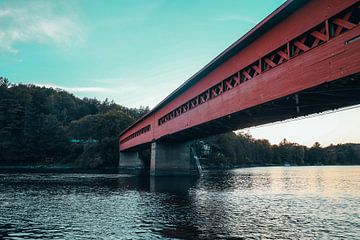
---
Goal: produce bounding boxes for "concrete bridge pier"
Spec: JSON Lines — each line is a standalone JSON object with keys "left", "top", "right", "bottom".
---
{"left": 119, "top": 151, "right": 144, "bottom": 173}
{"left": 150, "top": 141, "right": 202, "bottom": 176}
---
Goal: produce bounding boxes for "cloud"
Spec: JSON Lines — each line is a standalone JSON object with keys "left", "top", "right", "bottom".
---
{"left": 34, "top": 79, "right": 144, "bottom": 95}
{"left": 92, "top": 77, "right": 129, "bottom": 84}
{"left": 34, "top": 83, "right": 115, "bottom": 94}
{"left": 0, "top": 2, "right": 83, "bottom": 53}
{"left": 215, "top": 15, "right": 258, "bottom": 24}
{"left": 66, "top": 87, "right": 115, "bottom": 93}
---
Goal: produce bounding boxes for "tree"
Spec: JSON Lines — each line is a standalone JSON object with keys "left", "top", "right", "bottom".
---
{"left": 0, "top": 78, "right": 149, "bottom": 168}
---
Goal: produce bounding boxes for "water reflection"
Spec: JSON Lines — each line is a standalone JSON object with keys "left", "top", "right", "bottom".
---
{"left": 148, "top": 176, "right": 202, "bottom": 239}
{"left": 0, "top": 166, "right": 359, "bottom": 239}
{"left": 149, "top": 176, "right": 198, "bottom": 194}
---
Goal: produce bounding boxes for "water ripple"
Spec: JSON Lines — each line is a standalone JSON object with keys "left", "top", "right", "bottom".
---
{"left": 0, "top": 166, "right": 359, "bottom": 239}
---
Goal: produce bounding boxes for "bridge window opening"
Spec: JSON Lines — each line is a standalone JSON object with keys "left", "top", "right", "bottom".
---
{"left": 121, "top": 125, "right": 151, "bottom": 143}
{"left": 290, "top": 23, "right": 328, "bottom": 58}
{"left": 189, "top": 97, "right": 198, "bottom": 109}
{"left": 329, "top": 4, "right": 359, "bottom": 38}
{"left": 175, "top": 107, "right": 181, "bottom": 116}
{"left": 223, "top": 77, "right": 232, "bottom": 91}
{"left": 262, "top": 44, "right": 289, "bottom": 72}
{"left": 199, "top": 91, "right": 209, "bottom": 104}
{"left": 240, "top": 60, "right": 261, "bottom": 82}
{"left": 181, "top": 103, "right": 187, "bottom": 113}
{"left": 185, "top": 103, "right": 190, "bottom": 111}
{"left": 157, "top": 2, "right": 359, "bottom": 127}
{"left": 210, "top": 82, "right": 223, "bottom": 98}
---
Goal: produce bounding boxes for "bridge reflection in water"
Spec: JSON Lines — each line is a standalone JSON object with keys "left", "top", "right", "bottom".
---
{"left": 1, "top": 167, "right": 359, "bottom": 239}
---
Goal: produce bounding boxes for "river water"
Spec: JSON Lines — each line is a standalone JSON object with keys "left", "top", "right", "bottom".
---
{"left": 0, "top": 166, "right": 359, "bottom": 239}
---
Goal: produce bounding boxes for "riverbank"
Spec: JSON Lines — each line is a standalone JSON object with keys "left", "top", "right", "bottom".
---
{"left": 2, "top": 163, "right": 360, "bottom": 174}
{"left": 0, "top": 165, "right": 119, "bottom": 174}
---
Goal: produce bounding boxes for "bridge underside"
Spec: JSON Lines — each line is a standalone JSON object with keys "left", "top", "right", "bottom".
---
{"left": 162, "top": 73, "right": 360, "bottom": 143}
{"left": 120, "top": 74, "right": 360, "bottom": 176}
{"left": 124, "top": 73, "right": 360, "bottom": 151}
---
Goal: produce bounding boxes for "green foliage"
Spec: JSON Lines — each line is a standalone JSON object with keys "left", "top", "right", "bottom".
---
{"left": 0, "top": 78, "right": 148, "bottom": 168}
{"left": 196, "top": 133, "right": 360, "bottom": 168}
{"left": 1, "top": 77, "right": 358, "bottom": 170}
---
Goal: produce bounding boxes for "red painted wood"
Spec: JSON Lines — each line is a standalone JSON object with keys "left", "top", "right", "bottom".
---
{"left": 119, "top": 0, "right": 359, "bottom": 151}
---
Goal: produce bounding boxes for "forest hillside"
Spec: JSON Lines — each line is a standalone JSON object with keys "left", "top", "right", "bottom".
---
{"left": 1, "top": 77, "right": 359, "bottom": 169}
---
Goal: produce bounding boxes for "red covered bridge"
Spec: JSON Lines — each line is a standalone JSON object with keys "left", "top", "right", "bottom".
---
{"left": 119, "top": 0, "right": 360, "bottom": 175}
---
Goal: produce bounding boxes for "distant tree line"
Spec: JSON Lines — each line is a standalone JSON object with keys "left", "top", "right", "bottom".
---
{"left": 0, "top": 77, "right": 149, "bottom": 168}
{"left": 1, "top": 77, "right": 359, "bottom": 169}
{"left": 194, "top": 132, "right": 360, "bottom": 168}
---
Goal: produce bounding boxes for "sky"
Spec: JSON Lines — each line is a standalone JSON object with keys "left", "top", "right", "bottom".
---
{"left": 1, "top": 0, "right": 359, "bottom": 147}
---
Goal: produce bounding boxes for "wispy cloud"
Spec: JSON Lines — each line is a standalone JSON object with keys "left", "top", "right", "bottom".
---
{"left": 66, "top": 87, "right": 115, "bottom": 93}
{"left": 34, "top": 79, "right": 146, "bottom": 95}
{"left": 92, "top": 77, "right": 129, "bottom": 84}
{"left": 0, "top": 2, "right": 84, "bottom": 53}
{"left": 34, "top": 83, "right": 115, "bottom": 94}
{"left": 215, "top": 15, "right": 258, "bottom": 24}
